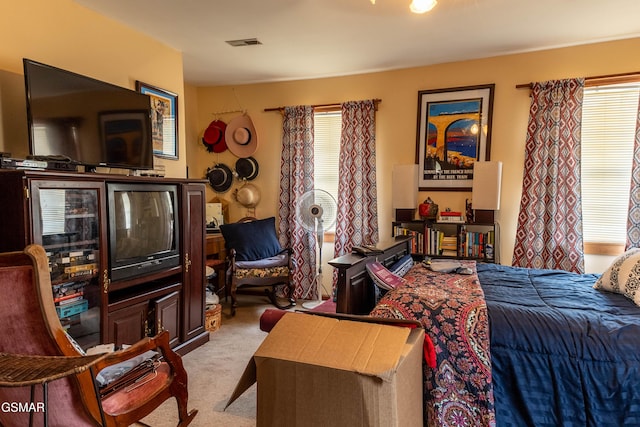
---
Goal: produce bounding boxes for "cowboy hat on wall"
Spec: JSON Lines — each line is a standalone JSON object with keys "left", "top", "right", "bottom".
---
{"left": 225, "top": 114, "right": 258, "bottom": 158}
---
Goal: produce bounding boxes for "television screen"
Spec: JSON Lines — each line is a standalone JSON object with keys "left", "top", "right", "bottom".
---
{"left": 23, "top": 59, "right": 154, "bottom": 170}
{"left": 113, "top": 190, "right": 175, "bottom": 259}
{"left": 108, "top": 183, "right": 180, "bottom": 282}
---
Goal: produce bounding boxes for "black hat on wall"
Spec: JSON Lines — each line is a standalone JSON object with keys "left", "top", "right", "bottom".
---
{"left": 206, "top": 163, "right": 233, "bottom": 192}
{"left": 235, "top": 157, "right": 259, "bottom": 181}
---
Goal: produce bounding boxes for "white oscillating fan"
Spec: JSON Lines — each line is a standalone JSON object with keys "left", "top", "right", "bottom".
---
{"left": 295, "top": 189, "right": 338, "bottom": 308}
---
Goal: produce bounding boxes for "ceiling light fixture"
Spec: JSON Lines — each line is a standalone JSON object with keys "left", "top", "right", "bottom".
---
{"left": 370, "top": 0, "right": 438, "bottom": 14}
{"left": 409, "top": 0, "right": 438, "bottom": 13}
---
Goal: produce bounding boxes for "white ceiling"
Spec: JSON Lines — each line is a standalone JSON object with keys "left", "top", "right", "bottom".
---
{"left": 75, "top": 0, "right": 640, "bottom": 87}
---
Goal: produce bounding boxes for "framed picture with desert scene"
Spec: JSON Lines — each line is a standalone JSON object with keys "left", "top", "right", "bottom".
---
{"left": 415, "top": 84, "right": 494, "bottom": 191}
{"left": 136, "top": 81, "right": 178, "bottom": 159}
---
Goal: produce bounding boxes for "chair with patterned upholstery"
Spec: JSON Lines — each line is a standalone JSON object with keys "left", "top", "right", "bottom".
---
{"left": 220, "top": 217, "right": 295, "bottom": 316}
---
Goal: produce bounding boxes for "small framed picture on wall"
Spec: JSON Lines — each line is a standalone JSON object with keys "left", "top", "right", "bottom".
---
{"left": 136, "top": 81, "right": 178, "bottom": 159}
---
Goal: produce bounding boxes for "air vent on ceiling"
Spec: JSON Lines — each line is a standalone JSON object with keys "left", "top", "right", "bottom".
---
{"left": 226, "top": 38, "right": 262, "bottom": 47}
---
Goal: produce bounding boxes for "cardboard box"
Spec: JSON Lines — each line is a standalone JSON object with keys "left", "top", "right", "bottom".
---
{"left": 226, "top": 312, "right": 424, "bottom": 427}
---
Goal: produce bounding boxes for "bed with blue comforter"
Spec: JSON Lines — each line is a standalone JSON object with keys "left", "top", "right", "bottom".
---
{"left": 370, "top": 261, "right": 640, "bottom": 426}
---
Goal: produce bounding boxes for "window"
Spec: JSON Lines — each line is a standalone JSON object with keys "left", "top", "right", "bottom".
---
{"left": 314, "top": 109, "right": 341, "bottom": 233}
{"left": 581, "top": 82, "right": 640, "bottom": 255}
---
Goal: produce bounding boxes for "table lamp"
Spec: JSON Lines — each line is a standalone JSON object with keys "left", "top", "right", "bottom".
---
{"left": 392, "top": 164, "right": 419, "bottom": 221}
{"left": 471, "top": 161, "right": 502, "bottom": 223}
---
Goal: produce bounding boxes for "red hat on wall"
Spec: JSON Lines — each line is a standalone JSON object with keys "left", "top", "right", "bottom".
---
{"left": 202, "top": 119, "right": 228, "bottom": 153}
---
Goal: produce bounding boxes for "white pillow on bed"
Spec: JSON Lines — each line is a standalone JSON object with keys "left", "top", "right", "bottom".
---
{"left": 594, "top": 247, "right": 640, "bottom": 306}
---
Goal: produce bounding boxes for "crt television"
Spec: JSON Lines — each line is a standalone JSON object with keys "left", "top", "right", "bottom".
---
{"left": 107, "top": 182, "right": 180, "bottom": 282}
{"left": 23, "top": 58, "right": 154, "bottom": 170}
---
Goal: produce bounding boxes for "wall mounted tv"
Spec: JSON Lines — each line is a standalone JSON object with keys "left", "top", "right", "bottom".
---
{"left": 23, "top": 58, "right": 154, "bottom": 170}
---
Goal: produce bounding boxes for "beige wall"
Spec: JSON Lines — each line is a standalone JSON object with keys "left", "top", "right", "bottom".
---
{"left": 189, "top": 38, "right": 640, "bottom": 270}
{"left": 1, "top": 1, "right": 638, "bottom": 271}
{"left": 0, "top": 0, "right": 187, "bottom": 178}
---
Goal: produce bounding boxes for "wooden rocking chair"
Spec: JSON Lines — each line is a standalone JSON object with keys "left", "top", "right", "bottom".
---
{"left": 0, "top": 244, "right": 197, "bottom": 426}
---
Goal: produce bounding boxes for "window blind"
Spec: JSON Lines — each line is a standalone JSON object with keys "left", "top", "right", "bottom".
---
{"left": 314, "top": 110, "right": 341, "bottom": 218}
{"left": 581, "top": 83, "right": 640, "bottom": 245}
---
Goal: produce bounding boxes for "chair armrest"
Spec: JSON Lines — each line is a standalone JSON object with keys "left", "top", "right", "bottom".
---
{"left": 228, "top": 248, "right": 237, "bottom": 273}
{"left": 72, "top": 331, "right": 190, "bottom": 424}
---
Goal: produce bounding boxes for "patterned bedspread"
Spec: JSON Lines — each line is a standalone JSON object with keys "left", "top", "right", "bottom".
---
{"left": 370, "top": 260, "right": 495, "bottom": 427}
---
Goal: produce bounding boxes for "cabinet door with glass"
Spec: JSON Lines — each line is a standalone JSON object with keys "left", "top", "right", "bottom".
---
{"left": 29, "top": 180, "right": 107, "bottom": 350}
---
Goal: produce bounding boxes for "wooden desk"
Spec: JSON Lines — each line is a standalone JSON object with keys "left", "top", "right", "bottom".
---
{"left": 206, "top": 233, "right": 226, "bottom": 294}
{"left": 206, "top": 233, "right": 225, "bottom": 259}
{"left": 328, "top": 236, "right": 412, "bottom": 315}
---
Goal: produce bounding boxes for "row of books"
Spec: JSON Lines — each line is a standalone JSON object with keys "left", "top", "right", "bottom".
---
{"left": 424, "top": 227, "right": 459, "bottom": 256}
{"left": 393, "top": 226, "right": 425, "bottom": 254}
{"left": 394, "top": 225, "right": 459, "bottom": 257}
{"left": 394, "top": 224, "right": 495, "bottom": 260}
{"left": 46, "top": 248, "right": 99, "bottom": 283}
{"left": 459, "top": 229, "right": 496, "bottom": 260}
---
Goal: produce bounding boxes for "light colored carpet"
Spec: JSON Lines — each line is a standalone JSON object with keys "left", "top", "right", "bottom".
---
{"left": 140, "top": 295, "right": 280, "bottom": 427}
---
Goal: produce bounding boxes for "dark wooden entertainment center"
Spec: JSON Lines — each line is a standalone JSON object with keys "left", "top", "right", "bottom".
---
{"left": 0, "top": 169, "right": 209, "bottom": 355}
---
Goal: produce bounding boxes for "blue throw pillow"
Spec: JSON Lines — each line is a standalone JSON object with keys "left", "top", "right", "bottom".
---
{"left": 220, "top": 217, "right": 283, "bottom": 262}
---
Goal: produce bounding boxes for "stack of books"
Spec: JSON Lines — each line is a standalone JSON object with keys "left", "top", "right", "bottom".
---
{"left": 440, "top": 236, "right": 458, "bottom": 257}
{"left": 53, "top": 281, "right": 89, "bottom": 318}
{"left": 438, "top": 211, "right": 465, "bottom": 223}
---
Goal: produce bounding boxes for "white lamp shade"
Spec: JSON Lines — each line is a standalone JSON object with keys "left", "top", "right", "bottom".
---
{"left": 472, "top": 161, "right": 502, "bottom": 210}
{"left": 392, "top": 164, "right": 419, "bottom": 208}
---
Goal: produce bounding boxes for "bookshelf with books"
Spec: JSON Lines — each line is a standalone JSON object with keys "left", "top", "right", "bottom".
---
{"left": 392, "top": 220, "right": 498, "bottom": 263}
{"left": 392, "top": 222, "right": 424, "bottom": 254}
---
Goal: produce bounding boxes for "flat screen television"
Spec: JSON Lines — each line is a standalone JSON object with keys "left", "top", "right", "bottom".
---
{"left": 107, "top": 182, "right": 180, "bottom": 282}
{"left": 23, "top": 58, "right": 154, "bottom": 170}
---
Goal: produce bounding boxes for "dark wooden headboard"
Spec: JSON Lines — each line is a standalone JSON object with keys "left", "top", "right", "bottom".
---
{"left": 328, "top": 236, "right": 412, "bottom": 315}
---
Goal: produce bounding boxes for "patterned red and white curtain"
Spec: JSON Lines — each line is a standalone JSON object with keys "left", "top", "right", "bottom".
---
{"left": 278, "top": 106, "right": 317, "bottom": 298}
{"left": 626, "top": 94, "right": 640, "bottom": 249}
{"left": 512, "top": 78, "right": 586, "bottom": 273}
{"left": 333, "top": 100, "right": 379, "bottom": 259}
